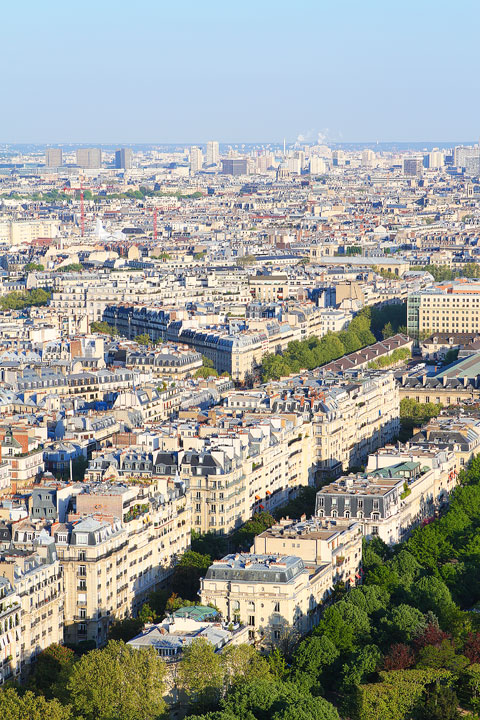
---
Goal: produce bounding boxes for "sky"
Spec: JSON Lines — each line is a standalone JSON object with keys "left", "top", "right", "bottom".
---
{"left": 1, "top": 0, "right": 479, "bottom": 144}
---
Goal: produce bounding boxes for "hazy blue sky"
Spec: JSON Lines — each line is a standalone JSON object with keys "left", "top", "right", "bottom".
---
{"left": 2, "top": 0, "right": 479, "bottom": 143}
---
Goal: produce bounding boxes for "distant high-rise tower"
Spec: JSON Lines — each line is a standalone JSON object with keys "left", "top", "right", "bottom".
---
{"left": 403, "top": 157, "right": 423, "bottom": 177}
{"left": 221, "top": 158, "right": 248, "bottom": 175}
{"left": 206, "top": 141, "right": 219, "bottom": 166}
{"left": 45, "top": 148, "right": 62, "bottom": 168}
{"left": 426, "top": 150, "right": 444, "bottom": 169}
{"left": 361, "top": 149, "right": 375, "bottom": 168}
{"left": 115, "top": 148, "right": 133, "bottom": 169}
{"left": 190, "top": 147, "right": 203, "bottom": 174}
{"left": 76, "top": 148, "right": 102, "bottom": 169}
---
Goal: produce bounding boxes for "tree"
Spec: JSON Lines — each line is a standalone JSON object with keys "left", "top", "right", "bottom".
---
{"left": 0, "top": 288, "right": 51, "bottom": 311}
{"left": 292, "top": 635, "right": 339, "bottom": 678}
{"left": 57, "top": 263, "right": 83, "bottom": 272}
{"left": 221, "top": 644, "right": 271, "bottom": 688}
{"left": 138, "top": 602, "right": 155, "bottom": 624}
{"left": 231, "top": 512, "right": 275, "bottom": 550}
{"left": 268, "top": 648, "right": 289, "bottom": 679}
{"left": 316, "top": 601, "right": 371, "bottom": 653}
{"left": 464, "top": 633, "right": 480, "bottom": 664}
{"left": 382, "top": 322, "right": 394, "bottom": 339}
{"left": 108, "top": 616, "right": 144, "bottom": 641}
{"left": 222, "top": 678, "right": 281, "bottom": 719}
{"left": 413, "top": 622, "right": 450, "bottom": 650}
{"left": 67, "top": 640, "right": 166, "bottom": 720}
{"left": 236, "top": 254, "right": 256, "bottom": 266}
{"left": 90, "top": 321, "right": 117, "bottom": 336}
{"left": 177, "top": 637, "right": 224, "bottom": 710}
{"left": 272, "top": 695, "right": 340, "bottom": 720}
{"left": 195, "top": 366, "right": 219, "bottom": 379}
{"left": 32, "top": 643, "right": 75, "bottom": 701}
{"left": 25, "top": 262, "right": 45, "bottom": 271}
{"left": 0, "top": 688, "right": 72, "bottom": 720}
{"left": 420, "top": 682, "right": 461, "bottom": 720}
{"left": 172, "top": 550, "right": 212, "bottom": 599}
{"left": 459, "top": 663, "right": 480, "bottom": 713}
{"left": 416, "top": 639, "right": 468, "bottom": 674}
{"left": 383, "top": 643, "right": 415, "bottom": 671}
{"left": 409, "top": 575, "right": 454, "bottom": 617}
{"left": 383, "top": 604, "right": 426, "bottom": 643}
{"left": 443, "top": 348, "right": 459, "bottom": 365}
{"left": 134, "top": 333, "right": 151, "bottom": 346}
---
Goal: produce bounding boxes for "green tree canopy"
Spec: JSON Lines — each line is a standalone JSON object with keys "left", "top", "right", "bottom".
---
{"left": 67, "top": 639, "right": 166, "bottom": 720}
{"left": 0, "top": 688, "right": 73, "bottom": 720}
{"left": 178, "top": 637, "right": 225, "bottom": 710}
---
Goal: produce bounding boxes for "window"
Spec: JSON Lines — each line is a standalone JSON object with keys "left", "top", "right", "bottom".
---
{"left": 248, "top": 616, "right": 255, "bottom": 626}
{"left": 274, "top": 602, "right": 280, "bottom": 613}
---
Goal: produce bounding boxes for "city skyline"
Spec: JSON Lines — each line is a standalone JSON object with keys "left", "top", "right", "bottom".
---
{"left": 2, "top": 0, "right": 479, "bottom": 144}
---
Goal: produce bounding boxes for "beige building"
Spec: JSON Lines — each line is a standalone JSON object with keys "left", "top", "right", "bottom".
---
{"left": 0, "top": 576, "right": 21, "bottom": 684}
{"left": 316, "top": 446, "right": 458, "bottom": 544}
{"left": 313, "top": 371, "right": 400, "bottom": 479}
{"left": 252, "top": 516, "right": 363, "bottom": 594}
{"left": 181, "top": 417, "right": 314, "bottom": 535}
{"left": 53, "top": 481, "right": 190, "bottom": 646}
{"left": 0, "top": 544, "right": 64, "bottom": 681}
{"left": 200, "top": 519, "right": 362, "bottom": 647}
{"left": 45, "top": 148, "right": 62, "bottom": 167}
{"left": 0, "top": 220, "right": 60, "bottom": 245}
{"left": 408, "top": 281, "right": 480, "bottom": 338}
{"left": 76, "top": 148, "right": 102, "bottom": 168}
{"left": 248, "top": 274, "right": 291, "bottom": 303}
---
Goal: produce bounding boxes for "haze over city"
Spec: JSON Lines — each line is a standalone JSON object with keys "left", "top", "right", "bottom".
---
{"left": 2, "top": 0, "right": 480, "bottom": 144}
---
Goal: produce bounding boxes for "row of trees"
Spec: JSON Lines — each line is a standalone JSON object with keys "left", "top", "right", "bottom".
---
{"left": 368, "top": 347, "right": 411, "bottom": 370}
{"left": 90, "top": 321, "right": 119, "bottom": 336}
{"left": 93, "top": 187, "right": 203, "bottom": 202}
{"left": 24, "top": 262, "right": 44, "bottom": 272}
{"left": 56, "top": 263, "right": 84, "bottom": 273}
{"left": 261, "top": 304, "right": 407, "bottom": 382}
{"left": 410, "top": 264, "right": 480, "bottom": 281}
{"left": 0, "top": 288, "right": 50, "bottom": 311}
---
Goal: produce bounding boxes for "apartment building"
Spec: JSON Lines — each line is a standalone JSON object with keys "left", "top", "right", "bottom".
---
{"left": 0, "top": 429, "right": 44, "bottom": 489}
{"left": 54, "top": 516, "right": 128, "bottom": 646}
{"left": 200, "top": 552, "right": 333, "bottom": 645}
{"left": 0, "top": 576, "right": 21, "bottom": 684}
{"left": 124, "top": 347, "right": 203, "bottom": 379}
{"left": 113, "top": 386, "right": 183, "bottom": 423}
{"left": 410, "top": 416, "right": 480, "bottom": 470}
{"left": 408, "top": 281, "right": 480, "bottom": 339}
{"left": 0, "top": 543, "right": 64, "bottom": 681}
{"left": 0, "top": 220, "right": 60, "bottom": 246}
{"left": 315, "top": 446, "right": 457, "bottom": 544}
{"left": 399, "top": 353, "right": 480, "bottom": 405}
{"left": 252, "top": 516, "right": 363, "bottom": 595}
{"left": 181, "top": 418, "right": 313, "bottom": 534}
{"left": 312, "top": 371, "right": 400, "bottom": 479}
{"left": 52, "top": 480, "right": 190, "bottom": 646}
